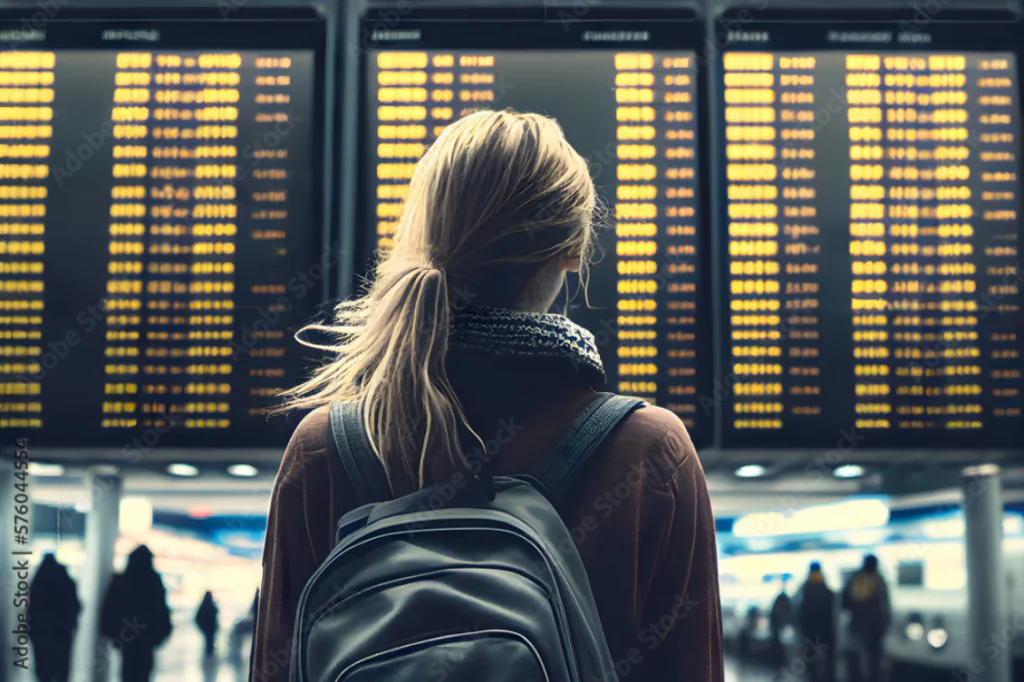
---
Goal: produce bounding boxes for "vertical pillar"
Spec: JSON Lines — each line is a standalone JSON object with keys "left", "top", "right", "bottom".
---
{"left": 71, "top": 468, "right": 121, "bottom": 682}
{"left": 962, "top": 464, "right": 1011, "bottom": 682}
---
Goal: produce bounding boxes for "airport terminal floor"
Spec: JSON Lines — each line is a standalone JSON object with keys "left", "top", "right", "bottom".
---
{"left": 143, "top": 648, "right": 768, "bottom": 682}
{"left": 11, "top": 628, "right": 769, "bottom": 682}
{"left": 7, "top": 615, "right": 966, "bottom": 682}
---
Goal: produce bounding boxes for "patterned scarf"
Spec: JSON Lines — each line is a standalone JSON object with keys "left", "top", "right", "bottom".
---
{"left": 449, "top": 305, "right": 605, "bottom": 383}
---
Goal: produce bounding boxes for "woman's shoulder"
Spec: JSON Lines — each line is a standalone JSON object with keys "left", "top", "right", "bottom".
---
{"left": 275, "top": 405, "right": 333, "bottom": 483}
{"left": 289, "top": 404, "right": 332, "bottom": 447}
{"left": 610, "top": 400, "right": 703, "bottom": 487}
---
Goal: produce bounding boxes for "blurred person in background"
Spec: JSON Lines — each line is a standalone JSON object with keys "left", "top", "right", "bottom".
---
{"left": 28, "top": 553, "right": 80, "bottom": 682}
{"left": 797, "top": 562, "right": 835, "bottom": 682}
{"left": 841, "top": 554, "right": 891, "bottom": 682}
{"left": 235, "top": 590, "right": 259, "bottom": 667}
{"left": 769, "top": 576, "right": 793, "bottom": 672}
{"left": 100, "top": 545, "right": 173, "bottom": 682}
{"left": 738, "top": 606, "right": 760, "bottom": 662}
{"left": 195, "top": 591, "right": 219, "bottom": 657}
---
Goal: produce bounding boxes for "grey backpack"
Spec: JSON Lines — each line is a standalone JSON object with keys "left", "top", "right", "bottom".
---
{"left": 290, "top": 392, "right": 645, "bottom": 682}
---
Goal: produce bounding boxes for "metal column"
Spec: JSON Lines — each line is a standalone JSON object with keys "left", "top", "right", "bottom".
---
{"left": 71, "top": 469, "right": 122, "bottom": 682}
{"left": 962, "top": 464, "right": 1011, "bottom": 682}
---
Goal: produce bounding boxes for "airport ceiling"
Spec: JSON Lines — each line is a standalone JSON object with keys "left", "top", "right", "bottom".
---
{"left": 21, "top": 444, "right": 1024, "bottom": 491}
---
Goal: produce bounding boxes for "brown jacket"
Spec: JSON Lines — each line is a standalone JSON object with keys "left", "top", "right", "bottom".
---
{"left": 252, "top": 350, "right": 723, "bottom": 682}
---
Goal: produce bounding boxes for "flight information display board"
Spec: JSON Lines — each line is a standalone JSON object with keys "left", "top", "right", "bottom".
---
{"left": 360, "top": 13, "right": 712, "bottom": 445}
{"left": 0, "top": 11, "right": 325, "bottom": 449}
{"left": 718, "top": 16, "right": 1023, "bottom": 448}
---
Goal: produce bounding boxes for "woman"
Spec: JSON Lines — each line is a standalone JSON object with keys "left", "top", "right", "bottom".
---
{"left": 252, "top": 109, "right": 723, "bottom": 682}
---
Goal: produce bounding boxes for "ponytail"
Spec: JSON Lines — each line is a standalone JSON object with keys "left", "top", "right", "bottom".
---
{"left": 278, "top": 258, "right": 479, "bottom": 495}
{"left": 363, "top": 263, "right": 475, "bottom": 493}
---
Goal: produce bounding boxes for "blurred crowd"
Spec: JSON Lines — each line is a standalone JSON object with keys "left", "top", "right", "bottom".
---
{"left": 25, "top": 545, "right": 257, "bottom": 682}
{"left": 737, "top": 554, "right": 891, "bottom": 682}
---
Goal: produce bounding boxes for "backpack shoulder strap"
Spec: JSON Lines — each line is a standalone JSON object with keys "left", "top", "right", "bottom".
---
{"left": 538, "top": 392, "right": 646, "bottom": 499}
{"left": 328, "top": 400, "right": 393, "bottom": 507}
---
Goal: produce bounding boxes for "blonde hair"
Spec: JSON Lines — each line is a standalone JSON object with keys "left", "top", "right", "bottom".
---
{"left": 279, "top": 109, "right": 597, "bottom": 495}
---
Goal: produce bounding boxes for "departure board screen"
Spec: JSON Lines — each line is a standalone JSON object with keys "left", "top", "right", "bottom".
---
{"left": 360, "top": 15, "right": 712, "bottom": 445}
{"left": 718, "top": 18, "right": 1024, "bottom": 449}
{"left": 0, "top": 12, "right": 325, "bottom": 449}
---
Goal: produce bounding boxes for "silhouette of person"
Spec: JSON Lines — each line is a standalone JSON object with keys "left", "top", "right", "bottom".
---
{"left": 769, "top": 576, "right": 793, "bottom": 671}
{"left": 28, "top": 554, "right": 80, "bottom": 682}
{"left": 737, "top": 606, "right": 759, "bottom": 662}
{"left": 841, "top": 554, "right": 891, "bottom": 682}
{"left": 798, "top": 562, "right": 835, "bottom": 682}
{"left": 100, "top": 545, "right": 173, "bottom": 682}
{"left": 195, "top": 591, "right": 219, "bottom": 657}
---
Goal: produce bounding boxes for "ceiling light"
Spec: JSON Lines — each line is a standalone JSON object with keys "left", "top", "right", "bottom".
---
{"left": 833, "top": 464, "right": 866, "bottom": 479}
{"left": 166, "top": 463, "right": 199, "bottom": 477}
{"left": 906, "top": 622, "right": 924, "bottom": 641}
{"left": 963, "top": 463, "right": 1000, "bottom": 477}
{"left": 735, "top": 464, "right": 766, "bottom": 479}
{"left": 27, "top": 462, "right": 64, "bottom": 477}
{"left": 927, "top": 628, "right": 948, "bottom": 649}
{"left": 227, "top": 464, "right": 259, "bottom": 478}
